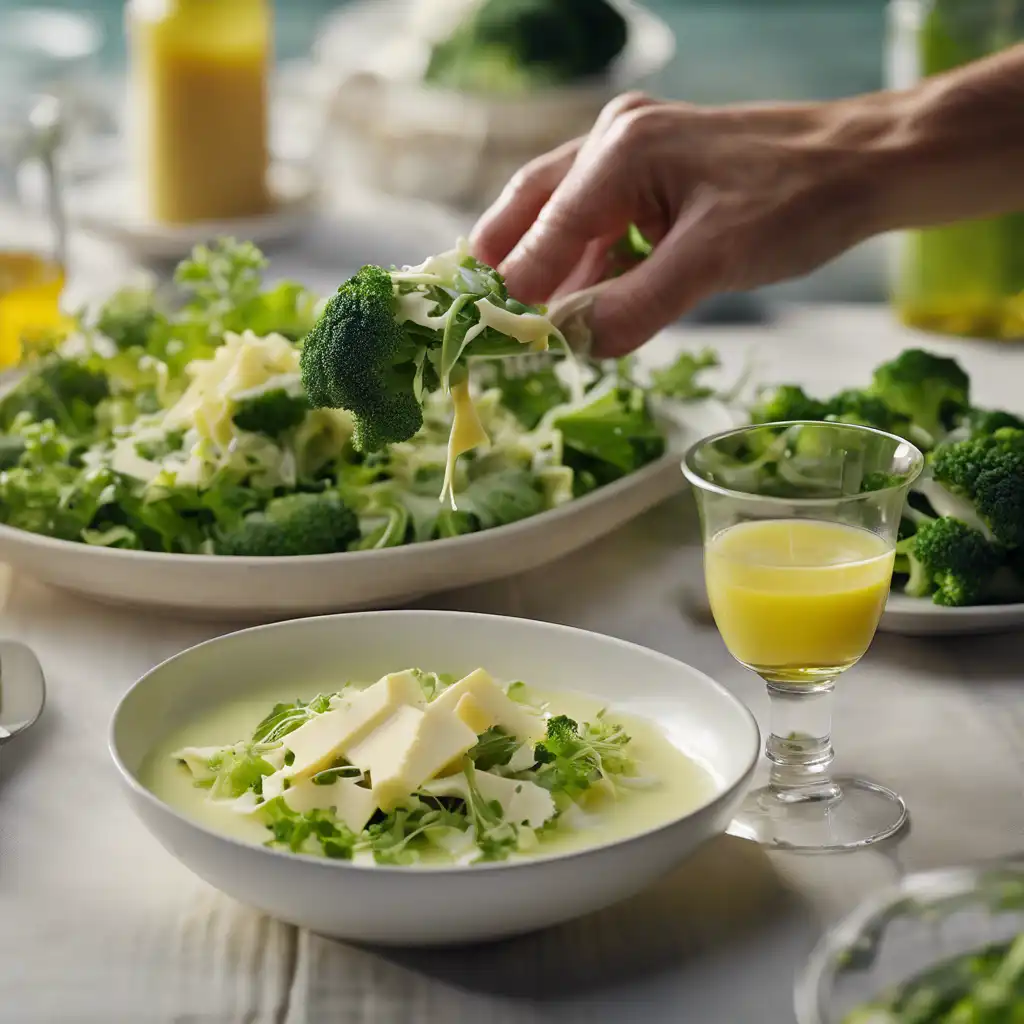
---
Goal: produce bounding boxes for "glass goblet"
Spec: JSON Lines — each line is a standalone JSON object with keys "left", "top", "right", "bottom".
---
{"left": 683, "top": 421, "right": 924, "bottom": 853}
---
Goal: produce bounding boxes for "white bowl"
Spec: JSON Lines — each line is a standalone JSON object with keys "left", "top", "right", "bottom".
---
{"left": 110, "top": 610, "right": 760, "bottom": 947}
{"left": 315, "top": 0, "right": 676, "bottom": 210}
{"left": 0, "top": 452, "right": 684, "bottom": 619}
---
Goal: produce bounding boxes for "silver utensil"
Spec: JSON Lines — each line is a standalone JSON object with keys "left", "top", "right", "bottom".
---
{"left": 0, "top": 640, "right": 46, "bottom": 744}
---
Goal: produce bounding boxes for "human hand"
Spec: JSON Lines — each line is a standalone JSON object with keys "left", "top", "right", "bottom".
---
{"left": 471, "top": 92, "right": 893, "bottom": 356}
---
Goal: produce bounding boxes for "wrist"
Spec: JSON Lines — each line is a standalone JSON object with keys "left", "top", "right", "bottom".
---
{"left": 853, "top": 46, "right": 1024, "bottom": 233}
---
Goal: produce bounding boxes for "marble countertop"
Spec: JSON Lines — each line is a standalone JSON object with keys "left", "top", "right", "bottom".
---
{"left": 2, "top": 300, "right": 1023, "bottom": 1024}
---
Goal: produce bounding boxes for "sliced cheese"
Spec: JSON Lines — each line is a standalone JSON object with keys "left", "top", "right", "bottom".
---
{"left": 423, "top": 771, "right": 556, "bottom": 829}
{"left": 431, "top": 669, "right": 544, "bottom": 741}
{"left": 347, "top": 703, "right": 478, "bottom": 811}
{"left": 283, "top": 671, "right": 425, "bottom": 780}
{"left": 452, "top": 692, "right": 492, "bottom": 735}
{"left": 473, "top": 298, "right": 554, "bottom": 351}
{"left": 441, "top": 376, "right": 489, "bottom": 509}
{"left": 283, "top": 777, "right": 378, "bottom": 834}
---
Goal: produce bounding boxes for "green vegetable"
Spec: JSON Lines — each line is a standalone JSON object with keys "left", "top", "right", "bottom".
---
{"left": 553, "top": 381, "right": 665, "bottom": 490}
{"left": 923, "top": 429, "right": 1024, "bottom": 549}
{"left": 251, "top": 694, "right": 334, "bottom": 743}
{"left": 965, "top": 408, "right": 1024, "bottom": 438}
{"left": 750, "top": 384, "right": 830, "bottom": 425}
{"left": 649, "top": 348, "right": 720, "bottom": 402}
{"left": 0, "top": 237, "right": 683, "bottom": 555}
{"left": 461, "top": 760, "right": 519, "bottom": 861}
{"left": 869, "top": 348, "right": 970, "bottom": 443}
{"left": 898, "top": 514, "right": 1004, "bottom": 607}
{"left": 0, "top": 354, "right": 109, "bottom": 434}
{"left": 203, "top": 742, "right": 278, "bottom": 800}
{"left": 260, "top": 797, "right": 358, "bottom": 859}
{"left": 216, "top": 491, "right": 360, "bottom": 557}
{"left": 232, "top": 387, "right": 309, "bottom": 438}
{"left": 489, "top": 360, "right": 568, "bottom": 430}
{"left": 842, "top": 935, "right": 1024, "bottom": 1024}
{"left": 533, "top": 713, "right": 635, "bottom": 798}
{"left": 424, "top": 0, "right": 628, "bottom": 95}
{"left": 299, "top": 249, "right": 566, "bottom": 455}
{"left": 468, "top": 727, "right": 520, "bottom": 772}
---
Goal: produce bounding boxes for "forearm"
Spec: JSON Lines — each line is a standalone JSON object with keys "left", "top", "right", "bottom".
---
{"left": 853, "top": 43, "right": 1024, "bottom": 232}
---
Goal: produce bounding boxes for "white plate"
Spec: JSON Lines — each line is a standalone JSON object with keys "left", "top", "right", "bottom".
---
{"left": 0, "top": 453, "right": 682, "bottom": 619}
{"left": 110, "top": 610, "right": 760, "bottom": 946}
{"left": 0, "top": 398, "right": 731, "bottom": 618}
{"left": 67, "top": 161, "right": 316, "bottom": 262}
{"left": 880, "top": 591, "right": 1024, "bottom": 637}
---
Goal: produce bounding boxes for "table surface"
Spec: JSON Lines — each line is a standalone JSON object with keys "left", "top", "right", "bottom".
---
{"left": 2, "top": 285, "right": 1023, "bottom": 1023}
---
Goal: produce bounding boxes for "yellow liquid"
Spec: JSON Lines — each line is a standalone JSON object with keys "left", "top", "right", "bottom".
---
{"left": 0, "top": 253, "right": 68, "bottom": 369}
{"left": 705, "top": 519, "right": 894, "bottom": 684}
{"left": 129, "top": 0, "right": 271, "bottom": 224}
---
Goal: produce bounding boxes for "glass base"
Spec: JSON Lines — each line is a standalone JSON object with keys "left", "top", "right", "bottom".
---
{"left": 728, "top": 776, "right": 909, "bottom": 853}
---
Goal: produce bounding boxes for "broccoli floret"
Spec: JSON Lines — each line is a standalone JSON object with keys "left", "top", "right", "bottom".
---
{"left": 425, "top": 0, "right": 628, "bottom": 94}
{"left": 217, "top": 491, "right": 360, "bottom": 557}
{"left": 899, "top": 515, "right": 1003, "bottom": 606}
{"left": 649, "top": 348, "right": 720, "bottom": 401}
{"left": 232, "top": 388, "right": 309, "bottom": 438}
{"left": 93, "top": 286, "right": 162, "bottom": 351}
{"left": 750, "top": 384, "right": 829, "bottom": 424}
{"left": 299, "top": 246, "right": 565, "bottom": 461}
{"left": 300, "top": 265, "right": 422, "bottom": 452}
{"left": 964, "top": 407, "right": 1024, "bottom": 437}
{"left": 0, "top": 355, "right": 109, "bottom": 434}
{"left": 825, "top": 389, "right": 903, "bottom": 431}
{"left": 923, "top": 429, "right": 1024, "bottom": 549}
{"left": 870, "top": 348, "right": 969, "bottom": 441}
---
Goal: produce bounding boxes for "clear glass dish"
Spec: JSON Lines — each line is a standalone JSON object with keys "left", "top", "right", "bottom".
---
{"left": 795, "top": 858, "right": 1024, "bottom": 1023}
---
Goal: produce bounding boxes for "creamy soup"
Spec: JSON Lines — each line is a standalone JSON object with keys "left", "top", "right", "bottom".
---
{"left": 142, "top": 670, "right": 719, "bottom": 867}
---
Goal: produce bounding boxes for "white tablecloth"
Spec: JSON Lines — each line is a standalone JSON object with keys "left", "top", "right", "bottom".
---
{"left": 3, "top": 302, "right": 1023, "bottom": 1024}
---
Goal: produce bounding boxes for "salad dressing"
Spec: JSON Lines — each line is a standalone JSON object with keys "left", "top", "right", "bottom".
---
{"left": 127, "top": 0, "right": 272, "bottom": 224}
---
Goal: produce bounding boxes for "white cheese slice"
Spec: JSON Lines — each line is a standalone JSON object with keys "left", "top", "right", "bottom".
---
{"left": 440, "top": 376, "right": 489, "bottom": 509}
{"left": 430, "top": 668, "right": 544, "bottom": 741}
{"left": 473, "top": 298, "right": 554, "bottom": 351}
{"left": 423, "top": 771, "right": 556, "bottom": 829}
{"left": 394, "top": 291, "right": 450, "bottom": 331}
{"left": 347, "top": 704, "right": 478, "bottom": 811}
{"left": 283, "top": 777, "right": 379, "bottom": 834}
{"left": 284, "top": 671, "right": 426, "bottom": 780}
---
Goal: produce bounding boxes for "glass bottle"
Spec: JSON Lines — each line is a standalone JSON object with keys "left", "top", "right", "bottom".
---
{"left": 887, "top": 0, "right": 1024, "bottom": 340}
{"left": 126, "top": 0, "right": 272, "bottom": 225}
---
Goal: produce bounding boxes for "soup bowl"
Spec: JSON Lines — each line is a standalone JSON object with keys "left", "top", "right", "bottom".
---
{"left": 110, "top": 611, "right": 759, "bottom": 947}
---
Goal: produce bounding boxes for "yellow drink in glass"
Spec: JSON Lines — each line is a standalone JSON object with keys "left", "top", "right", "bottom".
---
{"left": 683, "top": 421, "right": 923, "bottom": 853}
{"left": 705, "top": 519, "right": 895, "bottom": 684}
{"left": 0, "top": 252, "right": 67, "bottom": 370}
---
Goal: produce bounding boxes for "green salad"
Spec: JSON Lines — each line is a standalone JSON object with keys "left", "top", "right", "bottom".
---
{"left": 744, "top": 349, "right": 1024, "bottom": 608}
{"left": 843, "top": 934, "right": 1024, "bottom": 1023}
{"left": 170, "top": 668, "right": 650, "bottom": 866}
{"left": 0, "top": 238, "right": 715, "bottom": 556}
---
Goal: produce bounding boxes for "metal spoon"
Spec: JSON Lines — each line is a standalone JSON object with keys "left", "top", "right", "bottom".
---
{"left": 0, "top": 640, "right": 46, "bottom": 744}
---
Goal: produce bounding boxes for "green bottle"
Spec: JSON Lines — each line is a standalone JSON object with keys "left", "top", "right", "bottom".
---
{"left": 890, "top": 0, "right": 1024, "bottom": 339}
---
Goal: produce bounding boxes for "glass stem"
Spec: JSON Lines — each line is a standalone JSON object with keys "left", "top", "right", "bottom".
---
{"left": 764, "top": 680, "right": 840, "bottom": 803}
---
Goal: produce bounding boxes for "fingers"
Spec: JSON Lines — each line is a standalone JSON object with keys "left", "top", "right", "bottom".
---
{"left": 469, "top": 139, "right": 582, "bottom": 270}
{"left": 498, "top": 150, "right": 633, "bottom": 305}
{"left": 585, "top": 191, "right": 729, "bottom": 358}
{"left": 492, "top": 93, "right": 663, "bottom": 305}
